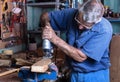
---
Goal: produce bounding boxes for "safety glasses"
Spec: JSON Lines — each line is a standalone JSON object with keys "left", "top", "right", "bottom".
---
{"left": 74, "top": 13, "right": 94, "bottom": 29}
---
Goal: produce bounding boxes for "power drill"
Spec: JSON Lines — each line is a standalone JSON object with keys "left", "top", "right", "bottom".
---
{"left": 42, "top": 39, "right": 53, "bottom": 58}
{"left": 40, "top": 20, "right": 53, "bottom": 58}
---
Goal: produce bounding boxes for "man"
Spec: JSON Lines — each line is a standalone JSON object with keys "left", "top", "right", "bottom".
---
{"left": 40, "top": 0, "right": 113, "bottom": 82}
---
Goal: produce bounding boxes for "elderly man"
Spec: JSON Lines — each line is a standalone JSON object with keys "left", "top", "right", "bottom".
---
{"left": 40, "top": 0, "right": 113, "bottom": 82}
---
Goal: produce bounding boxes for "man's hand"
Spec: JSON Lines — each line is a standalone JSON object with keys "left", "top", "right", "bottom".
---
{"left": 42, "top": 23, "right": 57, "bottom": 42}
{"left": 48, "top": 63, "right": 58, "bottom": 73}
{"left": 40, "top": 12, "right": 50, "bottom": 27}
{"left": 42, "top": 24, "right": 87, "bottom": 62}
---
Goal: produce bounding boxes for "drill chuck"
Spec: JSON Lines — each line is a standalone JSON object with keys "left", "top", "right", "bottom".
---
{"left": 42, "top": 39, "right": 51, "bottom": 50}
{"left": 42, "top": 39, "right": 53, "bottom": 58}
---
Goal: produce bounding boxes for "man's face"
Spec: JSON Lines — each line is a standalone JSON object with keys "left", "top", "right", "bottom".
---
{"left": 74, "top": 13, "right": 94, "bottom": 30}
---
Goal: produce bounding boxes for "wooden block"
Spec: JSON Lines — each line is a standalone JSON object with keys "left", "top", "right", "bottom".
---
{"left": 15, "top": 58, "right": 33, "bottom": 66}
{"left": 0, "top": 59, "right": 12, "bottom": 67}
{"left": 0, "top": 54, "right": 11, "bottom": 59}
{"left": 3, "top": 50, "right": 13, "bottom": 55}
{"left": 31, "top": 58, "right": 52, "bottom": 73}
{"left": 12, "top": 52, "right": 27, "bottom": 60}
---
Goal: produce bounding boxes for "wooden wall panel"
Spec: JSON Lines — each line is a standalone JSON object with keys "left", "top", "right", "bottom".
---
{"left": 110, "top": 34, "right": 120, "bottom": 82}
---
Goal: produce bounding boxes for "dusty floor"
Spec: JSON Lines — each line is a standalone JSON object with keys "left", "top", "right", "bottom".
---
{"left": 0, "top": 72, "right": 22, "bottom": 82}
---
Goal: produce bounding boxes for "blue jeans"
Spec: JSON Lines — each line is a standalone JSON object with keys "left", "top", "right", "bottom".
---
{"left": 70, "top": 69, "right": 110, "bottom": 82}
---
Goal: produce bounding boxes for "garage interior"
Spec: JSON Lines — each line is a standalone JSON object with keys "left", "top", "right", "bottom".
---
{"left": 0, "top": 0, "right": 120, "bottom": 82}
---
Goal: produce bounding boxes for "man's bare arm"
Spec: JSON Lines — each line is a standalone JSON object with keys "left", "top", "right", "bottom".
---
{"left": 41, "top": 12, "right": 87, "bottom": 62}
{"left": 51, "top": 34, "right": 87, "bottom": 62}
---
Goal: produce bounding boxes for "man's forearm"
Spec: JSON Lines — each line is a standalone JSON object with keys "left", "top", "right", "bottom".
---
{"left": 40, "top": 12, "right": 87, "bottom": 62}
{"left": 51, "top": 35, "right": 87, "bottom": 62}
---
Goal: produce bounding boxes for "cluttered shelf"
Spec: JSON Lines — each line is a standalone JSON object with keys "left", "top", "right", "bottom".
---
{"left": 2, "top": 36, "right": 21, "bottom": 42}
{"left": 106, "top": 18, "right": 120, "bottom": 22}
{"left": 27, "top": 2, "right": 64, "bottom": 7}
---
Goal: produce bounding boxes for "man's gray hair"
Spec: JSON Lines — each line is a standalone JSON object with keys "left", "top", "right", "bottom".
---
{"left": 78, "top": 0, "right": 104, "bottom": 23}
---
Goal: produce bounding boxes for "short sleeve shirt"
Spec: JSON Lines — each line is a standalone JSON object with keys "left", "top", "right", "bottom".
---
{"left": 49, "top": 8, "right": 113, "bottom": 72}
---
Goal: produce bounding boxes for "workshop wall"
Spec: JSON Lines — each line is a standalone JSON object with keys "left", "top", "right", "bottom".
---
{"left": 27, "top": 0, "right": 83, "bottom": 30}
{"left": 0, "top": 0, "right": 26, "bottom": 52}
{"left": 26, "top": 0, "right": 84, "bottom": 49}
{"left": 104, "top": 0, "right": 120, "bottom": 33}
{"left": 104, "top": 1, "right": 120, "bottom": 82}
{"left": 27, "top": 0, "right": 120, "bottom": 33}
{"left": 0, "top": 0, "right": 120, "bottom": 52}
{"left": 27, "top": 7, "right": 52, "bottom": 30}
{"left": 104, "top": 0, "right": 120, "bottom": 12}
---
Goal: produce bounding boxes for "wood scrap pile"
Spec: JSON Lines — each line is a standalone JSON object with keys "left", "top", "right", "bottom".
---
{"left": 0, "top": 46, "right": 69, "bottom": 82}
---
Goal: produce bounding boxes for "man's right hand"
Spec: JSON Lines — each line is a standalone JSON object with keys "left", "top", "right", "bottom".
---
{"left": 40, "top": 12, "right": 50, "bottom": 27}
{"left": 42, "top": 23, "right": 57, "bottom": 43}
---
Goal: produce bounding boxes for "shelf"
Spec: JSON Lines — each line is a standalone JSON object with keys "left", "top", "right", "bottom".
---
{"left": 106, "top": 18, "right": 120, "bottom": 22}
{"left": 27, "top": 2, "right": 64, "bottom": 7}
{"left": 27, "top": 30, "right": 42, "bottom": 34}
{"left": 2, "top": 36, "right": 21, "bottom": 42}
{"left": 0, "top": 44, "right": 25, "bottom": 54}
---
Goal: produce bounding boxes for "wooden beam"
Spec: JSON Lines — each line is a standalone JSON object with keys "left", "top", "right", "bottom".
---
{"left": 0, "top": 69, "right": 19, "bottom": 77}
{"left": 31, "top": 58, "right": 51, "bottom": 73}
{"left": 0, "top": 66, "right": 30, "bottom": 77}
{"left": 15, "top": 58, "right": 33, "bottom": 66}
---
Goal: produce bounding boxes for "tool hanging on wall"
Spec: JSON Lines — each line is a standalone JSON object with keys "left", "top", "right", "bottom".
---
{"left": 2, "top": 13, "right": 9, "bottom": 32}
{"left": 2, "top": 0, "right": 8, "bottom": 12}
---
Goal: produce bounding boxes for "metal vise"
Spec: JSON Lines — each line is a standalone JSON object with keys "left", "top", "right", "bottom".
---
{"left": 18, "top": 67, "right": 57, "bottom": 82}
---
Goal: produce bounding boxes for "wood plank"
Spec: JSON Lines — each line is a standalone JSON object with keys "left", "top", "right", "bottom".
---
{"left": 15, "top": 58, "right": 33, "bottom": 66}
{"left": 3, "top": 50, "right": 13, "bottom": 55}
{"left": 31, "top": 58, "right": 51, "bottom": 73}
{"left": 0, "top": 69, "right": 19, "bottom": 77}
{"left": 0, "top": 59, "right": 11, "bottom": 67}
